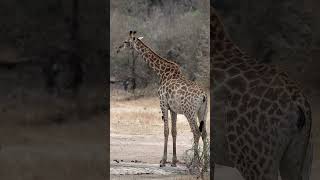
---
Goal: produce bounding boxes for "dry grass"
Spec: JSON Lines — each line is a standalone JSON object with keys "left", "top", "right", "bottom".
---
{"left": 110, "top": 90, "right": 210, "bottom": 135}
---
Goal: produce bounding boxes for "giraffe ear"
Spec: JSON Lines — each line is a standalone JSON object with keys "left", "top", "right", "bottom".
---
{"left": 129, "top": 31, "right": 132, "bottom": 36}
{"left": 138, "top": 37, "right": 143, "bottom": 40}
{"left": 133, "top": 31, "right": 137, "bottom": 35}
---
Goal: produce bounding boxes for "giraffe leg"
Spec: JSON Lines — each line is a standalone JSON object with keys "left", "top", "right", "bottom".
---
{"left": 197, "top": 101, "right": 209, "bottom": 172}
{"left": 279, "top": 134, "right": 313, "bottom": 180}
{"left": 160, "top": 106, "right": 169, "bottom": 167}
{"left": 279, "top": 106, "right": 313, "bottom": 180}
{"left": 171, "top": 111, "right": 178, "bottom": 167}
{"left": 186, "top": 115, "right": 201, "bottom": 170}
{"left": 200, "top": 125, "right": 208, "bottom": 172}
{"left": 192, "top": 129, "right": 201, "bottom": 171}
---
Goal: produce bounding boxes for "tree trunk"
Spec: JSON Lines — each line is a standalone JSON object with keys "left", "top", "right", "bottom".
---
{"left": 70, "top": 0, "right": 83, "bottom": 96}
{"left": 71, "top": 0, "right": 79, "bottom": 44}
{"left": 131, "top": 51, "right": 137, "bottom": 94}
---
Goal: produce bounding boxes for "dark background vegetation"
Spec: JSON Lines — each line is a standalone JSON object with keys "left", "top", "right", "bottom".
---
{"left": 0, "top": 0, "right": 107, "bottom": 124}
{"left": 110, "top": 0, "right": 210, "bottom": 95}
{"left": 0, "top": 0, "right": 107, "bottom": 179}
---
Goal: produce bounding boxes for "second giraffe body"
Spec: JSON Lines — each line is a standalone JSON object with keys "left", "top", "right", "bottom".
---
{"left": 117, "top": 31, "right": 208, "bottom": 169}
{"left": 211, "top": 7, "right": 312, "bottom": 180}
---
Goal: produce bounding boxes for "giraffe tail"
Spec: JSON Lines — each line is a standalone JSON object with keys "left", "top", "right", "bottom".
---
{"left": 299, "top": 105, "right": 313, "bottom": 180}
{"left": 199, "top": 95, "right": 208, "bottom": 133}
{"left": 199, "top": 121, "right": 204, "bottom": 132}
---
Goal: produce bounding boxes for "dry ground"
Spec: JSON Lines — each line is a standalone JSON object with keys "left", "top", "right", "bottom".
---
{"left": 110, "top": 91, "right": 210, "bottom": 179}
{"left": 110, "top": 90, "right": 320, "bottom": 180}
{"left": 0, "top": 86, "right": 107, "bottom": 180}
{"left": 0, "top": 118, "right": 106, "bottom": 180}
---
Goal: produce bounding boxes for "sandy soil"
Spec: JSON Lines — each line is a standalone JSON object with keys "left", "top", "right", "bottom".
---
{"left": 111, "top": 131, "right": 320, "bottom": 180}
{"left": 0, "top": 117, "right": 106, "bottom": 180}
{"left": 110, "top": 94, "right": 210, "bottom": 179}
{"left": 110, "top": 93, "right": 320, "bottom": 180}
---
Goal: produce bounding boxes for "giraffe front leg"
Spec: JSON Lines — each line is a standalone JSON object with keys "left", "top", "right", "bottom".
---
{"left": 160, "top": 106, "right": 169, "bottom": 167}
{"left": 171, "top": 111, "right": 178, "bottom": 167}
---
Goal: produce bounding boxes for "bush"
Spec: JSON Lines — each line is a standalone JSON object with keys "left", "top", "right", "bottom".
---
{"left": 110, "top": 0, "right": 210, "bottom": 91}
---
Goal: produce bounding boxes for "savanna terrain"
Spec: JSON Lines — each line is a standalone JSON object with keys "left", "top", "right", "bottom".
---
{"left": 110, "top": 90, "right": 210, "bottom": 180}
{"left": 110, "top": 87, "right": 320, "bottom": 180}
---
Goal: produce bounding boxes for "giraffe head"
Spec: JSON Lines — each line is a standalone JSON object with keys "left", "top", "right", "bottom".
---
{"left": 116, "top": 30, "right": 143, "bottom": 53}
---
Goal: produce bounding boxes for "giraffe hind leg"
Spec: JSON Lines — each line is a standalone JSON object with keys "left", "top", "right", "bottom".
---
{"left": 185, "top": 114, "right": 201, "bottom": 167}
{"left": 279, "top": 133, "right": 313, "bottom": 180}
{"left": 280, "top": 106, "right": 312, "bottom": 180}
{"left": 171, "top": 111, "right": 178, "bottom": 167}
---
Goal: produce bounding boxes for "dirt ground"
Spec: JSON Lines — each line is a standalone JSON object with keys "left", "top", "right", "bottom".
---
{"left": 110, "top": 92, "right": 320, "bottom": 180}
{"left": 0, "top": 121, "right": 106, "bottom": 180}
{"left": 0, "top": 93, "right": 107, "bottom": 180}
{"left": 110, "top": 93, "right": 210, "bottom": 179}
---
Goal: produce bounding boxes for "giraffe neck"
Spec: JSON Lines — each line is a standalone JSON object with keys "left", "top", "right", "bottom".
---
{"left": 210, "top": 9, "right": 252, "bottom": 63}
{"left": 211, "top": 8, "right": 259, "bottom": 92}
{"left": 133, "top": 39, "right": 182, "bottom": 81}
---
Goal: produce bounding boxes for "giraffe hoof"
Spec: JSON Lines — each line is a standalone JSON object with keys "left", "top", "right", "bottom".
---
{"left": 160, "top": 160, "right": 166, "bottom": 167}
{"left": 171, "top": 159, "right": 178, "bottom": 167}
{"left": 171, "top": 163, "right": 177, "bottom": 167}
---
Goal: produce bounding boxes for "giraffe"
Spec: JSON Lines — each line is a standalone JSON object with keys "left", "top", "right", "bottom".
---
{"left": 116, "top": 31, "right": 209, "bottom": 171}
{"left": 210, "top": 7, "right": 313, "bottom": 180}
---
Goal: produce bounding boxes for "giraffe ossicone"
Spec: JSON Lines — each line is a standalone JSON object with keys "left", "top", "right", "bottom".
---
{"left": 116, "top": 30, "right": 209, "bottom": 173}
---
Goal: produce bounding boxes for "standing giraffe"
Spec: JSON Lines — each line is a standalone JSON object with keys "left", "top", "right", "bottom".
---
{"left": 211, "top": 7, "right": 313, "bottom": 180}
{"left": 116, "top": 31, "right": 209, "bottom": 170}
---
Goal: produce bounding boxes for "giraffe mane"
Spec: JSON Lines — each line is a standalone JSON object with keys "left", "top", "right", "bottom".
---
{"left": 137, "top": 39, "right": 180, "bottom": 68}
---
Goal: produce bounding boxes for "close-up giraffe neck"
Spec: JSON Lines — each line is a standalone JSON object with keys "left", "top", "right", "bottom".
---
{"left": 133, "top": 39, "right": 182, "bottom": 81}
{"left": 210, "top": 8, "right": 248, "bottom": 61}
